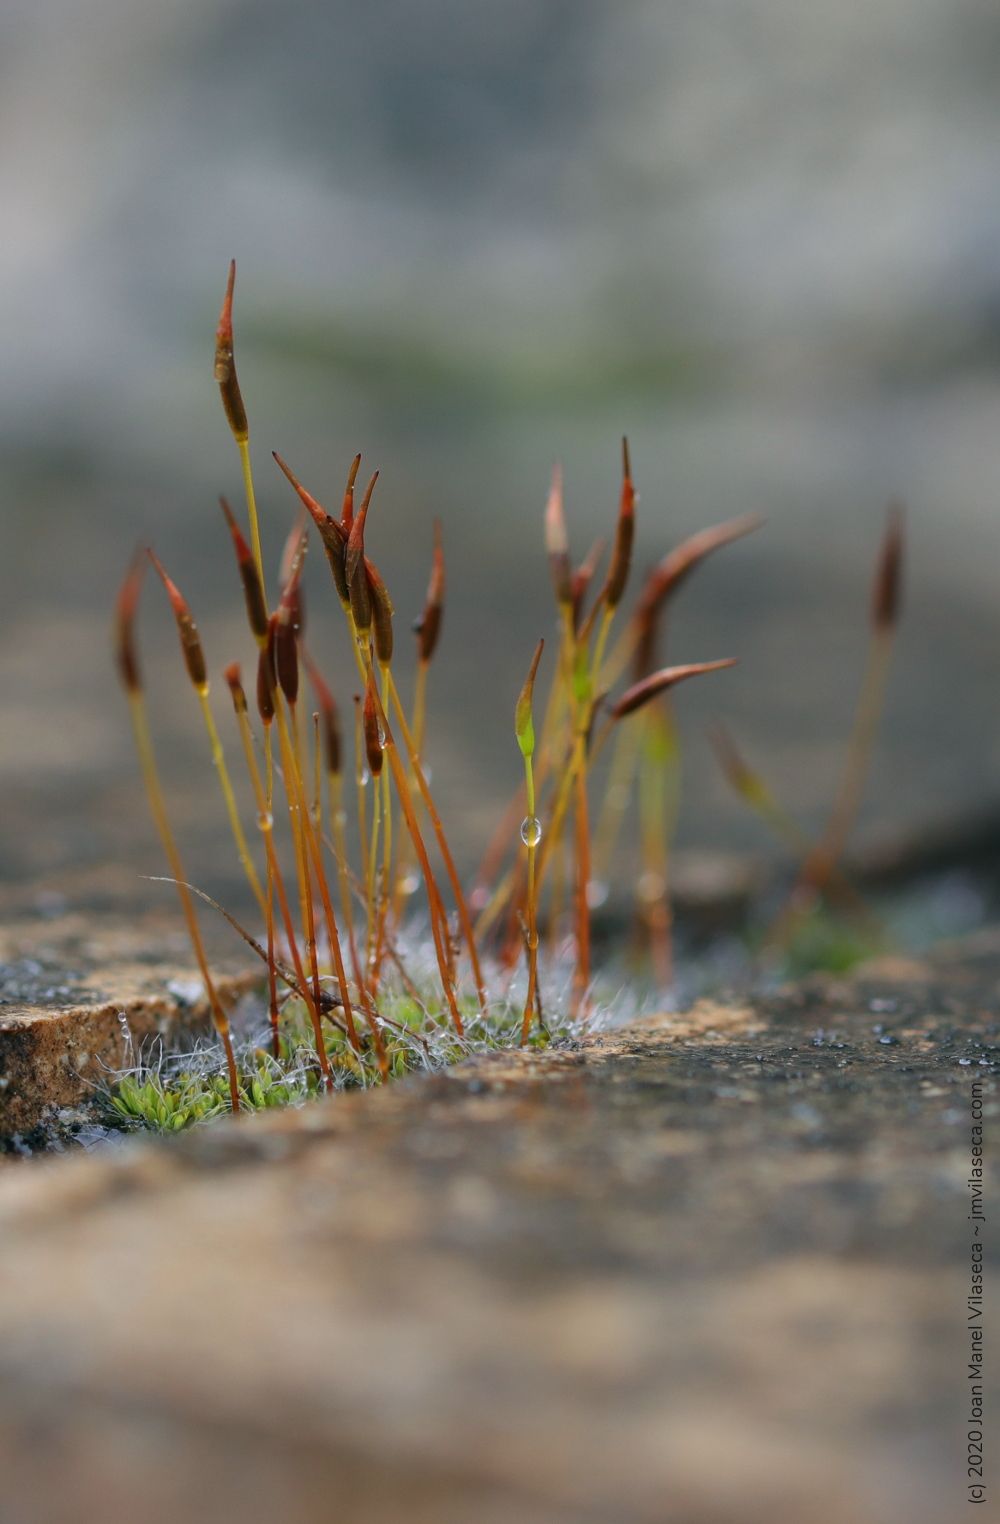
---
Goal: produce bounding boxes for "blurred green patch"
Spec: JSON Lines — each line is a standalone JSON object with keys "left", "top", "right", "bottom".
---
{"left": 237, "top": 311, "right": 714, "bottom": 410}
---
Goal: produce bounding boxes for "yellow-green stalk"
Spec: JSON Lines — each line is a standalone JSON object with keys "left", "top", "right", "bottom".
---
{"left": 771, "top": 505, "right": 904, "bottom": 946}
{"left": 272, "top": 583, "right": 366, "bottom": 1062}
{"left": 636, "top": 703, "right": 680, "bottom": 988}
{"left": 303, "top": 649, "right": 365, "bottom": 996}
{"left": 115, "top": 556, "right": 241, "bottom": 1113}
{"left": 253, "top": 647, "right": 330, "bottom": 1045}
{"left": 515, "top": 639, "right": 544, "bottom": 1044}
{"left": 147, "top": 549, "right": 267, "bottom": 919}
{"left": 367, "top": 672, "right": 465, "bottom": 1035}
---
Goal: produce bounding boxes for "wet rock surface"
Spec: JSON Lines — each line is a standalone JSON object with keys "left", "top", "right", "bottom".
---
{"left": 0, "top": 954, "right": 996, "bottom": 1523}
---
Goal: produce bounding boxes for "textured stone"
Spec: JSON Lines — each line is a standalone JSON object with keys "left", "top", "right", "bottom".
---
{"left": 0, "top": 913, "right": 255, "bottom": 1141}
{"left": 0, "top": 960, "right": 996, "bottom": 1523}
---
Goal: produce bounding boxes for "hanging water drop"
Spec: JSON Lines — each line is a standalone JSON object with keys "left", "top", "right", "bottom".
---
{"left": 586, "top": 878, "right": 609, "bottom": 909}
{"left": 636, "top": 870, "right": 666, "bottom": 904}
{"left": 520, "top": 815, "right": 542, "bottom": 847}
{"left": 256, "top": 809, "right": 273, "bottom": 831}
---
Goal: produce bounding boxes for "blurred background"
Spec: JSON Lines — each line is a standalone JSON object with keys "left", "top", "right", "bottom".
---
{"left": 3, "top": 0, "right": 1000, "bottom": 912}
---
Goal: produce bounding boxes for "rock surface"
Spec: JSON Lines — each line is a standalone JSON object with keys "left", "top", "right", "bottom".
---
{"left": 0, "top": 912, "right": 254, "bottom": 1142}
{"left": 0, "top": 959, "right": 996, "bottom": 1523}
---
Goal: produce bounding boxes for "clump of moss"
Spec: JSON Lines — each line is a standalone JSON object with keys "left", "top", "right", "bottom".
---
{"left": 101, "top": 262, "right": 908, "bottom": 1140}
{"left": 103, "top": 973, "right": 568, "bottom": 1137}
{"left": 775, "top": 910, "right": 884, "bottom": 980}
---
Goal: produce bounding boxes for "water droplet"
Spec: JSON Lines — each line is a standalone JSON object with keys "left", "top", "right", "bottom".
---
{"left": 377, "top": 725, "right": 386, "bottom": 748}
{"left": 400, "top": 872, "right": 420, "bottom": 897}
{"left": 422, "top": 764, "right": 433, "bottom": 785}
{"left": 586, "top": 879, "right": 609, "bottom": 909}
{"left": 359, "top": 768, "right": 371, "bottom": 788}
{"left": 256, "top": 810, "right": 273, "bottom": 831}
{"left": 520, "top": 816, "right": 542, "bottom": 847}
{"left": 636, "top": 871, "right": 666, "bottom": 904}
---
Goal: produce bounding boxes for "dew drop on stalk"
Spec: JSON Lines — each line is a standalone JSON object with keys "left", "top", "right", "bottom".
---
{"left": 520, "top": 816, "right": 542, "bottom": 847}
{"left": 359, "top": 767, "right": 371, "bottom": 788}
{"left": 256, "top": 810, "right": 273, "bottom": 831}
{"left": 400, "top": 872, "right": 420, "bottom": 896}
{"left": 586, "top": 879, "right": 609, "bottom": 909}
{"left": 637, "top": 870, "right": 666, "bottom": 904}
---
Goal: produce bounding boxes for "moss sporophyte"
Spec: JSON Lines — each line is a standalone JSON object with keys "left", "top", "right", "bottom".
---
{"left": 107, "top": 262, "right": 903, "bottom": 1132}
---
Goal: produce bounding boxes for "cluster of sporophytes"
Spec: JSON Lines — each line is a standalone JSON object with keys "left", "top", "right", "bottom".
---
{"left": 112, "top": 262, "right": 903, "bottom": 1124}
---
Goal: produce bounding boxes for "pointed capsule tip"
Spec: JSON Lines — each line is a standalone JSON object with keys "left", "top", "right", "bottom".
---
{"left": 145, "top": 546, "right": 180, "bottom": 608}
{"left": 114, "top": 551, "right": 146, "bottom": 693}
{"left": 872, "top": 499, "right": 905, "bottom": 630}
{"left": 217, "top": 260, "right": 236, "bottom": 342}
{"left": 515, "top": 637, "right": 545, "bottom": 756}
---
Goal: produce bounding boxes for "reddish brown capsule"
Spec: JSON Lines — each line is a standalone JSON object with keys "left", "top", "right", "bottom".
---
{"left": 274, "top": 618, "right": 298, "bottom": 705}
{"left": 320, "top": 522, "right": 349, "bottom": 606}
{"left": 274, "top": 542, "right": 306, "bottom": 706}
{"left": 349, "top": 561, "right": 372, "bottom": 634}
{"left": 223, "top": 661, "right": 248, "bottom": 713}
{"left": 346, "top": 475, "right": 378, "bottom": 636}
{"left": 345, "top": 470, "right": 378, "bottom": 591}
{"left": 303, "top": 652, "right": 341, "bottom": 776}
{"left": 219, "top": 497, "right": 268, "bottom": 641}
{"left": 544, "top": 464, "right": 572, "bottom": 608}
{"left": 214, "top": 260, "right": 248, "bottom": 443}
{"left": 570, "top": 537, "right": 605, "bottom": 634}
{"left": 366, "top": 559, "right": 394, "bottom": 666}
{"left": 272, "top": 451, "right": 350, "bottom": 604}
{"left": 872, "top": 502, "right": 905, "bottom": 631}
{"left": 602, "top": 437, "right": 635, "bottom": 611}
{"left": 257, "top": 622, "right": 277, "bottom": 724}
{"left": 147, "top": 549, "right": 208, "bottom": 691}
{"left": 340, "top": 453, "right": 362, "bottom": 534}
{"left": 279, "top": 517, "right": 307, "bottom": 637}
{"left": 632, "top": 514, "right": 763, "bottom": 678}
{"left": 363, "top": 676, "right": 384, "bottom": 777}
{"left": 414, "top": 519, "right": 445, "bottom": 664}
{"left": 611, "top": 659, "right": 736, "bottom": 720}
{"left": 113, "top": 551, "right": 145, "bottom": 694}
